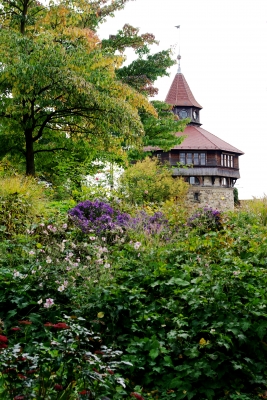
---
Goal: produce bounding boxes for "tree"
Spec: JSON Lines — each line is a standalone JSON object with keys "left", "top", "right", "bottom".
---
{"left": 102, "top": 24, "right": 187, "bottom": 156}
{"left": 102, "top": 24, "right": 177, "bottom": 97}
{"left": 0, "top": 0, "right": 156, "bottom": 176}
{"left": 119, "top": 157, "right": 188, "bottom": 204}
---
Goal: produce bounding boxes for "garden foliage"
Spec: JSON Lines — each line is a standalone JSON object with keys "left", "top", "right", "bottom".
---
{"left": 1, "top": 190, "right": 267, "bottom": 399}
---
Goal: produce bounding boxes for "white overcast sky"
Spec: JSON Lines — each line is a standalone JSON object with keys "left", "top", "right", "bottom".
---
{"left": 97, "top": 0, "right": 267, "bottom": 199}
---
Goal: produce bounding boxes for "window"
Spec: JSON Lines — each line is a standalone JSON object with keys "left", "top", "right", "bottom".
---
{"left": 156, "top": 153, "right": 162, "bottom": 160}
{"left": 221, "top": 178, "right": 228, "bottom": 186}
{"left": 189, "top": 176, "right": 200, "bottom": 185}
{"left": 194, "top": 153, "right": 199, "bottom": 165}
{"left": 187, "top": 153, "right": 192, "bottom": 164}
{"left": 194, "top": 192, "right": 200, "bottom": 201}
{"left": 179, "top": 152, "right": 206, "bottom": 165}
{"left": 180, "top": 153, "right": 185, "bottom": 164}
{"left": 221, "top": 153, "right": 233, "bottom": 168}
{"left": 200, "top": 153, "right": 206, "bottom": 165}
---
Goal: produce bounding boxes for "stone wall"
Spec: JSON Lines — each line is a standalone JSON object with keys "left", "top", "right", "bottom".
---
{"left": 186, "top": 186, "right": 234, "bottom": 212}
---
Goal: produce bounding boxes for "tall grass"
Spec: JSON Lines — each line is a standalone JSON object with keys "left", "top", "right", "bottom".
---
{"left": 241, "top": 195, "right": 267, "bottom": 226}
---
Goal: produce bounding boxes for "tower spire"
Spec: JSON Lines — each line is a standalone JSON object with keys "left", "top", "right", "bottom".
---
{"left": 175, "top": 25, "right": 181, "bottom": 73}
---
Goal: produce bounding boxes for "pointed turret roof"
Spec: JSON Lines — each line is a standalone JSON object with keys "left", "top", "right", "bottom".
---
{"left": 165, "top": 73, "right": 202, "bottom": 109}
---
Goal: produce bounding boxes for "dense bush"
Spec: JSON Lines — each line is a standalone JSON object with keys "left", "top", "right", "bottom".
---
{"left": 119, "top": 157, "right": 188, "bottom": 205}
{"left": 68, "top": 200, "right": 130, "bottom": 237}
{"left": 187, "top": 206, "right": 222, "bottom": 233}
{"left": 0, "top": 175, "right": 46, "bottom": 236}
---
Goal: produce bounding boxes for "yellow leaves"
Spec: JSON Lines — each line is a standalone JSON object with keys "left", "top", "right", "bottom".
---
{"left": 115, "top": 82, "right": 157, "bottom": 118}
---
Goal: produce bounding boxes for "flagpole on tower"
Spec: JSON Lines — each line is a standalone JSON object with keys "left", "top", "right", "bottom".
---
{"left": 175, "top": 25, "right": 181, "bottom": 73}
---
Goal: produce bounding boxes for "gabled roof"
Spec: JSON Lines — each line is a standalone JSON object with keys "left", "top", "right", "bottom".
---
{"left": 165, "top": 73, "right": 202, "bottom": 108}
{"left": 145, "top": 125, "right": 244, "bottom": 154}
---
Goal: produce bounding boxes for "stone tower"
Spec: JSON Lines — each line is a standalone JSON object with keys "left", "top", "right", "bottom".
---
{"left": 145, "top": 64, "right": 244, "bottom": 211}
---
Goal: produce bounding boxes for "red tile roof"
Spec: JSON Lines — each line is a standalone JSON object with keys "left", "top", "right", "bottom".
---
{"left": 144, "top": 125, "right": 244, "bottom": 154}
{"left": 165, "top": 73, "right": 202, "bottom": 108}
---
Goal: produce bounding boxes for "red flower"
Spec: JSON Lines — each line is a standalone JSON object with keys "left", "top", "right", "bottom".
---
{"left": 14, "top": 396, "right": 25, "bottom": 399}
{"left": 0, "top": 335, "right": 8, "bottom": 343}
{"left": 54, "top": 384, "right": 63, "bottom": 391}
{"left": 0, "top": 343, "right": 8, "bottom": 349}
{"left": 17, "top": 357, "right": 27, "bottom": 361}
{"left": 18, "top": 320, "right": 32, "bottom": 325}
{"left": 53, "top": 323, "right": 70, "bottom": 329}
{"left": 17, "top": 373, "right": 27, "bottom": 379}
{"left": 107, "top": 369, "right": 114, "bottom": 375}
{"left": 26, "top": 369, "right": 38, "bottom": 374}
{"left": 11, "top": 327, "right": 21, "bottom": 331}
{"left": 3, "top": 368, "right": 16, "bottom": 373}
{"left": 44, "top": 322, "right": 53, "bottom": 327}
{"left": 79, "top": 390, "right": 91, "bottom": 395}
{"left": 130, "top": 393, "right": 144, "bottom": 400}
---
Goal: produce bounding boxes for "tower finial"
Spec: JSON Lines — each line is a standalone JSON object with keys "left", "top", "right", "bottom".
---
{"left": 175, "top": 25, "right": 181, "bottom": 73}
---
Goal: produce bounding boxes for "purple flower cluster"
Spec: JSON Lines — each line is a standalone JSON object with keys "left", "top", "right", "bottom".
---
{"left": 187, "top": 206, "right": 222, "bottom": 232}
{"left": 68, "top": 200, "right": 130, "bottom": 235}
{"left": 128, "top": 211, "right": 170, "bottom": 237}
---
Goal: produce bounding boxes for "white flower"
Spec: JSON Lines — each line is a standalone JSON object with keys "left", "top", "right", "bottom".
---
{"left": 37, "top": 299, "right": 43, "bottom": 304}
{"left": 31, "top": 270, "right": 36, "bottom": 274}
{"left": 58, "top": 285, "right": 65, "bottom": 292}
{"left": 134, "top": 242, "right": 141, "bottom": 250}
{"left": 104, "top": 263, "right": 111, "bottom": 269}
{"left": 43, "top": 298, "right": 54, "bottom": 308}
{"left": 63, "top": 280, "right": 68, "bottom": 287}
{"left": 29, "top": 250, "right": 35, "bottom": 256}
{"left": 13, "top": 271, "right": 21, "bottom": 278}
{"left": 46, "top": 256, "right": 52, "bottom": 264}
{"left": 89, "top": 236, "right": 96, "bottom": 241}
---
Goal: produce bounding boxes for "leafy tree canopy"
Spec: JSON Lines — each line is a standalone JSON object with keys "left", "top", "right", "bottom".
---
{"left": 0, "top": 0, "right": 156, "bottom": 176}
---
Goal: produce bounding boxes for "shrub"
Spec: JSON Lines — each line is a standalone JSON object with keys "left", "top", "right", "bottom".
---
{"left": 68, "top": 200, "right": 130, "bottom": 237}
{"left": 119, "top": 157, "right": 188, "bottom": 205}
{"left": 187, "top": 206, "right": 222, "bottom": 233}
{"left": 127, "top": 210, "right": 170, "bottom": 240}
{"left": 0, "top": 175, "right": 46, "bottom": 236}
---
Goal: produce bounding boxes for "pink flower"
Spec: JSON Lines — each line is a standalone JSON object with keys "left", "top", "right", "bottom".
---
{"left": 44, "top": 298, "right": 54, "bottom": 308}
{"left": 130, "top": 393, "right": 144, "bottom": 400}
{"left": 134, "top": 242, "right": 141, "bottom": 250}
{"left": 53, "top": 323, "right": 70, "bottom": 329}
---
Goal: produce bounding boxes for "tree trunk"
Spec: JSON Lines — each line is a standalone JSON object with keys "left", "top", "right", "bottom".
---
{"left": 25, "top": 130, "right": 35, "bottom": 176}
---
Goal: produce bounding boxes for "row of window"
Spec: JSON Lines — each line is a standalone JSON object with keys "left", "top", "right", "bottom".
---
{"left": 157, "top": 152, "right": 235, "bottom": 168}
{"left": 180, "top": 152, "right": 206, "bottom": 165}
{"left": 185, "top": 176, "right": 234, "bottom": 187}
{"left": 221, "top": 154, "right": 234, "bottom": 168}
